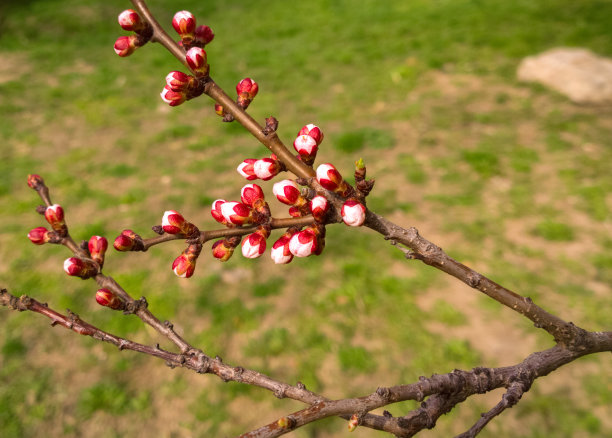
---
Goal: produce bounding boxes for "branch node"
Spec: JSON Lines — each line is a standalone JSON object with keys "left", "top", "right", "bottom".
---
{"left": 296, "top": 381, "right": 306, "bottom": 390}
{"left": 376, "top": 386, "right": 391, "bottom": 401}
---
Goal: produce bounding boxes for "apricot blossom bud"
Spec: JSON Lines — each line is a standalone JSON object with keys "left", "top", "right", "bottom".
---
{"left": 240, "top": 184, "right": 265, "bottom": 208}
{"left": 88, "top": 236, "right": 108, "bottom": 266}
{"left": 172, "top": 11, "right": 196, "bottom": 42}
{"left": 165, "top": 71, "right": 194, "bottom": 92}
{"left": 288, "top": 206, "right": 302, "bottom": 218}
{"left": 310, "top": 196, "right": 329, "bottom": 223}
{"left": 271, "top": 230, "right": 297, "bottom": 264}
{"left": 195, "top": 25, "right": 214, "bottom": 45}
{"left": 114, "top": 35, "right": 139, "bottom": 57}
{"left": 186, "top": 47, "right": 208, "bottom": 75}
{"left": 316, "top": 163, "right": 343, "bottom": 191}
{"left": 298, "top": 124, "right": 324, "bottom": 145}
{"left": 341, "top": 199, "right": 366, "bottom": 227}
{"left": 211, "top": 199, "right": 228, "bottom": 225}
{"left": 289, "top": 227, "right": 320, "bottom": 258}
{"left": 253, "top": 157, "right": 281, "bottom": 181}
{"left": 161, "top": 210, "right": 185, "bottom": 234}
{"left": 236, "top": 78, "right": 259, "bottom": 108}
{"left": 27, "top": 174, "right": 44, "bottom": 190}
{"left": 214, "top": 103, "right": 226, "bottom": 117}
{"left": 293, "top": 135, "right": 318, "bottom": 161}
{"left": 28, "top": 227, "right": 51, "bottom": 245}
{"left": 113, "top": 229, "right": 141, "bottom": 251}
{"left": 44, "top": 204, "right": 66, "bottom": 235}
{"left": 241, "top": 232, "right": 267, "bottom": 259}
{"left": 172, "top": 243, "right": 201, "bottom": 278}
{"left": 212, "top": 239, "right": 235, "bottom": 262}
{"left": 95, "top": 288, "right": 124, "bottom": 310}
{"left": 237, "top": 159, "right": 257, "bottom": 180}
{"left": 118, "top": 9, "right": 142, "bottom": 32}
{"left": 160, "top": 85, "right": 186, "bottom": 106}
{"left": 220, "top": 201, "right": 252, "bottom": 225}
{"left": 273, "top": 180, "right": 304, "bottom": 206}
{"left": 63, "top": 257, "right": 98, "bottom": 279}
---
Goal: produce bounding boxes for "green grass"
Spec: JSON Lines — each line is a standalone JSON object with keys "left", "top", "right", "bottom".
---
{"left": 0, "top": 0, "right": 611, "bottom": 437}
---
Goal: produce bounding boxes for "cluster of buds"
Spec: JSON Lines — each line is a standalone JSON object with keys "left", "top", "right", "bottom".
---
{"left": 172, "top": 11, "right": 214, "bottom": 50}
{"left": 161, "top": 69, "right": 205, "bottom": 107}
{"left": 95, "top": 288, "right": 125, "bottom": 311}
{"left": 237, "top": 155, "right": 284, "bottom": 181}
{"left": 114, "top": 9, "right": 152, "bottom": 57}
{"left": 293, "top": 124, "right": 324, "bottom": 165}
{"left": 316, "top": 163, "right": 367, "bottom": 227}
{"left": 113, "top": 229, "right": 144, "bottom": 252}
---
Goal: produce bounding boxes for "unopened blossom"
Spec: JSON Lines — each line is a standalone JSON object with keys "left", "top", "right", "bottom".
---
{"left": 293, "top": 135, "right": 318, "bottom": 161}
{"left": 316, "top": 163, "right": 351, "bottom": 196}
{"left": 118, "top": 9, "right": 143, "bottom": 32}
{"left": 63, "top": 257, "right": 98, "bottom": 279}
{"left": 270, "top": 230, "right": 296, "bottom": 264}
{"left": 310, "top": 196, "right": 329, "bottom": 223}
{"left": 236, "top": 78, "right": 258, "bottom": 108}
{"left": 241, "top": 232, "right": 267, "bottom": 259}
{"left": 341, "top": 199, "right": 366, "bottom": 227}
{"left": 114, "top": 35, "right": 139, "bottom": 57}
{"left": 44, "top": 204, "right": 66, "bottom": 235}
{"left": 88, "top": 235, "right": 108, "bottom": 266}
{"left": 220, "top": 201, "right": 252, "bottom": 225}
{"left": 194, "top": 25, "right": 214, "bottom": 45}
{"left": 27, "top": 174, "right": 44, "bottom": 190}
{"left": 237, "top": 159, "right": 257, "bottom": 180}
{"left": 95, "top": 288, "right": 124, "bottom": 310}
{"left": 289, "top": 228, "right": 319, "bottom": 257}
{"left": 27, "top": 227, "right": 51, "bottom": 245}
{"left": 165, "top": 71, "right": 194, "bottom": 92}
{"left": 172, "top": 10, "right": 196, "bottom": 42}
{"left": 273, "top": 179, "right": 304, "bottom": 206}
{"left": 172, "top": 244, "right": 201, "bottom": 278}
{"left": 253, "top": 157, "right": 280, "bottom": 181}
{"left": 240, "top": 184, "right": 265, "bottom": 208}
{"left": 210, "top": 199, "right": 228, "bottom": 225}
{"left": 113, "top": 229, "right": 141, "bottom": 251}
{"left": 211, "top": 239, "right": 235, "bottom": 262}
{"left": 185, "top": 47, "right": 208, "bottom": 75}
{"left": 298, "top": 124, "right": 324, "bottom": 145}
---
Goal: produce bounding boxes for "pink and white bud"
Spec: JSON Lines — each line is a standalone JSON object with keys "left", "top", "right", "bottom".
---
{"left": 298, "top": 124, "right": 324, "bottom": 146}
{"left": 185, "top": 47, "right": 208, "bottom": 75}
{"left": 240, "top": 184, "right": 265, "bottom": 207}
{"left": 341, "top": 199, "right": 366, "bottom": 227}
{"left": 241, "top": 232, "right": 267, "bottom": 259}
{"left": 289, "top": 228, "right": 319, "bottom": 258}
{"left": 310, "top": 196, "right": 329, "bottom": 222}
{"left": 220, "top": 201, "right": 252, "bottom": 225}
{"left": 118, "top": 9, "right": 142, "bottom": 32}
{"left": 95, "top": 288, "right": 124, "bottom": 310}
{"left": 172, "top": 253, "right": 196, "bottom": 278}
{"left": 172, "top": 11, "right": 196, "bottom": 41}
{"left": 27, "top": 174, "right": 44, "bottom": 190}
{"left": 211, "top": 199, "right": 228, "bottom": 225}
{"left": 253, "top": 158, "right": 280, "bottom": 181}
{"left": 237, "top": 159, "right": 257, "bottom": 180}
{"left": 316, "top": 163, "right": 344, "bottom": 192}
{"left": 165, "top": 71, "right": 193, "bottom": 92}
{"left": 114, "top": 35, "right": 138, "bottom": 57}
{"left": 44, "top": 204, "right": 65, "bottom": 230}
{"left": 212, "top": 239, "right": 235, "bottom": 262}
{"left": 270, "top": 230, "right": 296, "bottom": 264}
{"left": 236, "top": 78, "right": 259, "bottom": 100}
{"left": 273, "top": 180, "right": 302, "bottom": 206}
{"left": 28, "top": 227, "right": 51, "bottom": 245}
{"left": 88, "top": 236, "right": 108, "bottom": 265}
{"left": 293, "top": 135, "right": 318, "bottom": 160}
{"left": 161, "top": 210, "right": 186, "bottom": 234}
{"left": 63, "top": 257, "right": 98, "bottom": 278}
{"left": 195, "top": 25, "right": 214, "bottom": 45}
{"left": 160, "top": 85, "right": 186, "bottom": 106}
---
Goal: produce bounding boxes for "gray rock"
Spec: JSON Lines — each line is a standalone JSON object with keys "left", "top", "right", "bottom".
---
{"left": 517, "top": 48, "right": 612, "bottom": 105}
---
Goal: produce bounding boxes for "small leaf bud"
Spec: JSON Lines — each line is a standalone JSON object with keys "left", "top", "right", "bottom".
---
{"left": 27, "top": 174, "right": 44, "bottom": 190}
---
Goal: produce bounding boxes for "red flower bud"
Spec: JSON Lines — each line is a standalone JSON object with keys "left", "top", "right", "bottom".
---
{"left": 211, "top": 239, "right": 235, "bottom": 262}
{"left": 273, "top": 179, "right": 304, "bottom": 206}
{"left": 95, "top": 288, "right": 124, "bottom": 310}
{"left": 220, "top": 201, "right": 252, "bottom": 225}
{"left": 161, "top": 210, "right": 186, "bottom": 234}
{"left": 160, "top": 85, "right": 186, "bottom": 106}
{"left": 297, "top": 123, "right": 324, "bottom": 146}
{"left": 316, "top": 163, "right": 343, "bottom": 191}
{"left": 172, "top": 10, "right": 196, "bottom": 42}
{"left": 44, "top": 204, "right": 65, "bottom": 232}
{"left": 63, "top": 257, "right": 98, "bottom": 279}
{"left": 236, "top": 78, "right": 258, "bottom": 100}
{"left": 210, "top": 199, "right": 228, "bottom": 225}
{"left": 240, "top": 184, "right": 265, "bottom": 207}
{"left": 114, "top": 35, "right": 138, "bottom": 57}
{"left": 310, "top": 196, "right": 329, "bottom": 222}
{"left": 28, "top": 226, "right": 51, "bottom": 245}
{"left": 165, "top": 71, "right": 194, "bottom": 92}
{"left": 186, "top": 47, "right": 208, "bottom": 75}
{"left": 341, "top": 199, "right": 366, "bottom": 227}
{"left": 27, "top": 174, "right": 44, "bottom": 190}
{"left": 118, "top": 9, "right": 143, "bottom": 32}
{"left": 241, "top": 232, "right": 267, "bottom": 259}
{"left": 293, "top": 135, "right": 318, "bottom": 161}
{"left": 214, "top": 102, "right": 226, "bottom": 117}
{"left": 288, "top": 206, "right": 302, "bottom": 218}
{"left": 113, "top": 229, "right": 140, "bottom": 251}
{"left": 288, "top": 227, "right": 320, "bottom": 258}
{"left": 195, "top": 25, "right": 214, "bottom": 45}
{"left": 88, "top": 235, "right": 108, "bottom": 265}
{"left": 253, "top": 157, "right": 281, "bottom": 181}
{"left": 237, "top": 159, "right": 257, "bottom": 180}
{"left": 171, "top": 244, "right": 201, "bottom": 278}
{"left": 270, "top": 230, "right": 296, "bottom": 264}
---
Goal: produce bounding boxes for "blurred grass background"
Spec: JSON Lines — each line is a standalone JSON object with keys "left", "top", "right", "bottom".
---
{"left": 0, "top": 0, "right": 611, "bottom": 437}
